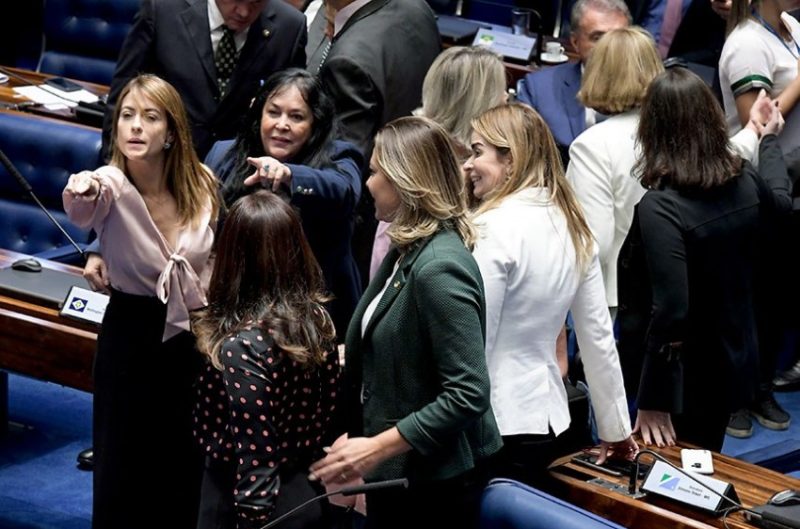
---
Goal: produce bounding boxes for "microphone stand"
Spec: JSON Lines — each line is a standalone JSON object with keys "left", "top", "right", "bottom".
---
{"left": 0, "top": 148, "right": 87, "bottom": 263}
{"left": 260, "top": 478, "right": 408, "bottom": 529}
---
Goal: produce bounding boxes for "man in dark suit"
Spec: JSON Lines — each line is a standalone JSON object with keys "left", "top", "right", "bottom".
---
{"left": 103, "top": 0, "right": 307, "bottom": 158}
{"left": 319, "top": 0, "right": 439, "bottom": 159}
{"left": 317, "top": 0, "right": 440, "bottom": 281}
{"left": 517, "top": 0, "right": 630, "bottom": 158}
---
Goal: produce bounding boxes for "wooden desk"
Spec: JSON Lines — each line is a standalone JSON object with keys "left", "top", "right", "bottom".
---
{"left": 0, "top": 250, "right": 96, "bottom": 394}
{"left": 0, "top": 66, "right": 107, "bottom": 125}
{"left": 549, "top": 446, "right": 800, "bottom": 529}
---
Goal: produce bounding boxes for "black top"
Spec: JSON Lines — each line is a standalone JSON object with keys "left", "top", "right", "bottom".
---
{"left": 617, "top": 134, "right": 792, "bottom": 414}
{"left": 194, "top": 326, "right": 340, "bottom": 527}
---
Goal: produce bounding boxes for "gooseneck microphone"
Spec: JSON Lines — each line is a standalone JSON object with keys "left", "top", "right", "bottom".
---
{"left": 260, "top": 478, "right": 408, "bottom": 529}
{"left": 0, "top": 148, "right": 86, "bottom": 262}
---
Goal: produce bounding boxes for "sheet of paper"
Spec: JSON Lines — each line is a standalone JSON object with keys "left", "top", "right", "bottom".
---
{"left": 13, "top": 85, "right": 75, "bottom": 109}
{"left": 39, "top": 84, "right": 99, "bottom": 104}
{"left": 13, "top": 84, "right": 99, "bottom": 109}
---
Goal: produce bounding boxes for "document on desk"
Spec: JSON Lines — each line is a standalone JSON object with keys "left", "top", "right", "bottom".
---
{"left": 13, "top": 85, "right": 99, "bottom": 110}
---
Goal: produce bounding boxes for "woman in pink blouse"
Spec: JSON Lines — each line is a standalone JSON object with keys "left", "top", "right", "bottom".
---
{"left": 62, "top": 74, "right": 219, "bottom": 529}
{"left": 193, "top": 190, "right": 340, "bottom": 529}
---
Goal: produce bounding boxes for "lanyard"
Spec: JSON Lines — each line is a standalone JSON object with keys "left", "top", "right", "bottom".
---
{"left": 752, "top": 11, "right": 800, "bottom": 59}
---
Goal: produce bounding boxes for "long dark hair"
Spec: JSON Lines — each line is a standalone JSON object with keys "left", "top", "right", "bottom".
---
{"left": 194, "top": 191, "right": 335, "bottom": 369}
{"left": 635, "top": 68, "right": 742, "bottom": 191}
{"left": 221, "top": 68, "right": 337, "bottom": 205}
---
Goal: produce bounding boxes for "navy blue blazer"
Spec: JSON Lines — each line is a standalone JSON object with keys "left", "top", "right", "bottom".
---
{"left": 517, "top": 62, "right": 585, "bottom": 149}
{"left": 205, "top": 140, "right": 364, "bottom": 338}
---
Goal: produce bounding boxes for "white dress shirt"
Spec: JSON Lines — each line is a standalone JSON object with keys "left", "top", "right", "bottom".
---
{"left": 208, "top": 0, "right": 248, "bottom": 53}
{"left": 472, "top": 187, "right": 631, "bottom": 442}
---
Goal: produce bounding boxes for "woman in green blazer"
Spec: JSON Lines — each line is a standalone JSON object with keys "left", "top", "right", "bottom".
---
{"left": 310, "top": 117, "right": 502, "bottom": 528}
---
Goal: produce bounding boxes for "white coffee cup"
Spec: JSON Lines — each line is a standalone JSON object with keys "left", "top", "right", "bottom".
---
{"left": 545, "top": 42, "right": 564, "bottom": 57}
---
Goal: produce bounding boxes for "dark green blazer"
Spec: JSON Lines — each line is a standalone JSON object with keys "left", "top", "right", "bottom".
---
{"left": 344, "top": 229, "right": 502, "bottom": 483}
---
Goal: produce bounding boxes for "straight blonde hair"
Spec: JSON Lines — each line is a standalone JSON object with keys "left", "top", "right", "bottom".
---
{"left": 373, "top": 116, "right": 476, "bottom": 250}
{"left": 578, "top": 27, "right": 664, "bottom": 115}
{"left": 473, "top": 104, "right": 594, "bottom": 271}
{"left": 110, "top": 74, "right": 219, "bottom": 226}
{"left": 420, "top": 46, "right": 508, "bottom": 147}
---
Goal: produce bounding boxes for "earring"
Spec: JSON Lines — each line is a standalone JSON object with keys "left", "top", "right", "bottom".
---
{"left": 163, "top": 141, "right": 173, "bottom": 150}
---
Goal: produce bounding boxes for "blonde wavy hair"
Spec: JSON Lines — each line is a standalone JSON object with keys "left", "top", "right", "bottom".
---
{"left": 578, "top": 26, "right": 664, "bottom": 115}
{"left": 110, "top": 74, "right": 219, "bottom": 226}
{"left": 373, "top": 116, "right": 476, "bottom": 250}
{"left": 420, "top": 46, "right": 508, "bottom": 147}
{"left": 473, "top": 104, "right": 594, "bottom": 271}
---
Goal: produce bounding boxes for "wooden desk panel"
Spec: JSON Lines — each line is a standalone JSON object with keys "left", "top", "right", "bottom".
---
{"left": 549, "top": 445, "right": 800, "bottom": 529}
{"left": 0, "top": 66, "right": 107, "bottom": 126}
{"left": 0, "top": 250, "right": 95, "bottom": 393}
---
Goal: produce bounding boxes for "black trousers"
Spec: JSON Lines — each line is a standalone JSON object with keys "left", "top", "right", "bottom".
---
{"left": 197, "top": 456, "right": 330, "bottom": 529}
{"left": 486, "top": 433, "right": 563, "bottom": 491}
{"left": 364, "top": 466, "right": 490, "bottom": 529}
{"left": 92, "top": 289, "right": 203, "bottom": 529}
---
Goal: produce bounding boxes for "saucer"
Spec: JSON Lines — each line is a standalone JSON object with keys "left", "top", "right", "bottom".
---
{"left": 540, "top": 52, "right": 569, "bottom": 64}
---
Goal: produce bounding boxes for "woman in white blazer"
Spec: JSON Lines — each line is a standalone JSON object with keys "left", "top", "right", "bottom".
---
{"left": 465, "top": 103, "right": 637, "bottom": 487}
{"left": 566, "top": 27, "right": 761, "bottom": 311}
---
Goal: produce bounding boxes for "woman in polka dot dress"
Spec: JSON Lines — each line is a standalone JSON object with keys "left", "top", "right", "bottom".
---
{"left": 193, "top": 190, "right": 340, "bottom": 529}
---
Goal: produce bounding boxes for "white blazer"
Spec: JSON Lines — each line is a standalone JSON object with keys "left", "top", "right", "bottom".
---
{"left": 472, "top": 187, "right": 631, "bottom": 442}
{"left": 567, "top": 110, "right": 758, "bottom": 308}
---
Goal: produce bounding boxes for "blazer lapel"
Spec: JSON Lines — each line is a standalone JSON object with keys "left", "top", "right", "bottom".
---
{"left": 359, "top": 237, "right": 430, "bottom": 343}
{"left": 561, "top": 62, "right": 586, "bottom": 140}
{"left": 231, "top": 8, "right": 274, "bottom": 88}
{"left": 181, "top": 0, "right": 216, "bottom": 88}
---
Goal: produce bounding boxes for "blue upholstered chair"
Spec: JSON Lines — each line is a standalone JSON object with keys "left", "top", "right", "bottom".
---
{"left": 0, "top": 112, "right": 101, "bottom": 261}
{"left": 480, "top": 478, "right": 627, "bottom": 529}
{"left": 38, "top": 0, "right": 141, "bottom": 85}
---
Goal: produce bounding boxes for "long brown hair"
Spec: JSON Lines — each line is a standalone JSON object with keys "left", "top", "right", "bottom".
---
{"left": 373, "top": 116, "right": 477, "bottom": 250}
{"left": 472, "top": 104, "right": 594, "bottom": 271}
{"left": 110, "top": 74, "right": 219, "bottom": 226}
{"left": 635, "top": 68, "right": 741, "bottom": 191}
{"left": 193, "top": 191, "right": 335, "bottom": 369}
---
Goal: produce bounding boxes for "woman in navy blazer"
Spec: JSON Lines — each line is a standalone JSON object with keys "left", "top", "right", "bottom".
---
{"left": 309, "top": 117, "right": 502, "bottom": 529}
{"left": 205, "top": 68, "right": 362, "bottom": 338}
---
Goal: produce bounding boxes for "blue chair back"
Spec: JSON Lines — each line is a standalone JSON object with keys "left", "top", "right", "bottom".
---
{"left": 480, "top": 478, "right": 627, "bottom": 529}
{"left": 39, "top": 0, "right": 141, "bottom": 85}
{"left": 0, "top": 112, "right": 101, "bottom": 256}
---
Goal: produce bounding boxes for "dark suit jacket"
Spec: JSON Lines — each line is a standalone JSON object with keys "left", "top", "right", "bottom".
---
{"left": 104, "top": 0, "right": 307, "bottom": 158}
{"left": 517, "top": 62, "right": 584, "bottom": 150}
{"left": 205, "top": 139, "right": 363, "bottom": 337}
{"left": 667, "top": 0, "right": 725, "bottom": 66}
{"left": 616, "top": 135, "right": 792, "bottom": 417}
{"left": 318, "top": 0, "right": 440, "bottom": 160}
{"left": 343, "top": 229, "right": 502, "bottom": 483}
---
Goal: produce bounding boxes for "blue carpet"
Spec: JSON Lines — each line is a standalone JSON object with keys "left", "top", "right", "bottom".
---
{"left": 1, "top": 374, "right": 799, "bottom": 528}
{"left": 0, "top": 375, "right": 92, "bottom": 529}
{"left": 722, "top": 391, "right": 800, "bottom": 468}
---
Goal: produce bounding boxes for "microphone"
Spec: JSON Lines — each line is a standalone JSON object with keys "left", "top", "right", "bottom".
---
{"left": 260, "top": 478, "right": 408, "bottom": 529}
{"left": 0, "top": 148, "right": 86, "bottom": 263}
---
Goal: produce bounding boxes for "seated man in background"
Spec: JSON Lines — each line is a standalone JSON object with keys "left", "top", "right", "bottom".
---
{"left": 517, "top": 0, "right": 630, "bottom": 163}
